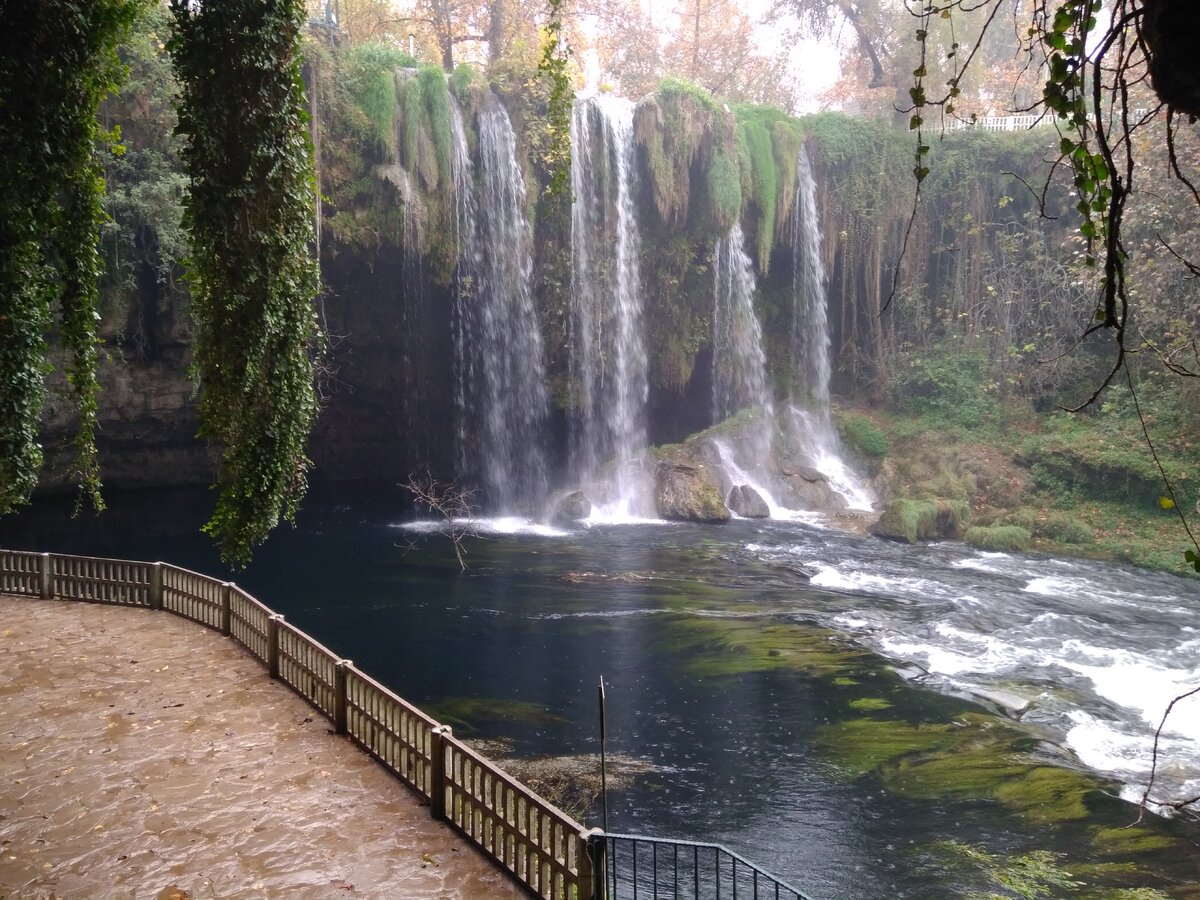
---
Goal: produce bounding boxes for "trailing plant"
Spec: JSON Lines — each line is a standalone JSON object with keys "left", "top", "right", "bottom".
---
{"left": 537, "top": 0, "right": 573, "bottom": 199}
{"left": 0, "top": 0, "right": 144, "bottom": 515}
{"left": 344, "top": 43, "right": 415, "bottom": 153}
{"left": 169, "top": 0, "right": 322, "bottom": 564}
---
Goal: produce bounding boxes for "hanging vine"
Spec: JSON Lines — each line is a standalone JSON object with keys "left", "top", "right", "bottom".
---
{"left": 168, "top": 0, "right": 322, "bottom": 564}
{"left": 0, "top": 1, "right": 141, "bottom": 515}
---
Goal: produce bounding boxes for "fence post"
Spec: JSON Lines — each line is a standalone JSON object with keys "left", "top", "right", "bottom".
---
{"left": 583, "top": 829, "right": 605, "bottom": 900}
{"left": 430, "top": 724, "right": 452, "bottom": 820}
{"left": 268, "top": 614, "right": 284, "bottom": 678}
{"left": 149, "top": 562, "right": 163, "bottom": 610}
{"left": 334, "top": 659, "right": 350, "bottom": 735}
{"left": 221, "top": 582, "right": 233, "bottom": 636}
{"left": 40, "top": 553, "right": 52, "bottom": 600}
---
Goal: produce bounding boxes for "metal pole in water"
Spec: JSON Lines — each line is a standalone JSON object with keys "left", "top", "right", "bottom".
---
{"left": 599, "top": 675, "right": 609, "bottom": 835}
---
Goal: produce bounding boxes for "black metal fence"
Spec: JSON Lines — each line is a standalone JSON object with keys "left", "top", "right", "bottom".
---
{"left": 601, "top": 833, "right": 813, "bottom": 900}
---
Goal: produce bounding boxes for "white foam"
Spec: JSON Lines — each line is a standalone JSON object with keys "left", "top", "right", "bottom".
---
{"left": 392, "top": 516, "right": 571, "bottom": 538}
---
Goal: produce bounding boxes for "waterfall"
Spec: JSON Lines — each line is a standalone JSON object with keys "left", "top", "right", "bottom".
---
{"left": 785, "top": 147, "right": 875, "bottom": 510}
{"left": 568, "top": 96, "right": 650, "bottom": 516}
{"left": 449, "top": 97, "right": 478, "bottom": 478}
{"left": 451, "top": 92, "right": 550, "bottom": 513}
{"left": 712, "top": 223, "right": 771, "bottom": 422}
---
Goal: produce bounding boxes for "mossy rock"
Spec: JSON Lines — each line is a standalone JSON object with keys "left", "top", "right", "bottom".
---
{"left": 871, "top": 498, "right": 938, "bottom": 543}
{"left": 871, "top": 497, "right": 967, "bottom": 542}
{"left": 655, "top": 461, "right": 729, "bottom": 523}
{"left": 964, "top": 524, "right": 1032, "bottom": 552}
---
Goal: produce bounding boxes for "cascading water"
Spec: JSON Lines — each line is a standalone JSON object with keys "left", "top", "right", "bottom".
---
{"left": 449, "top": 97, "right": 478, "bottom": 478}
{"left": 785, "top": 148, "right": 874, "bottom": 510}
{"left": 709, "top": 224, "right": 779, "bottom": 510}
{"left": 568, "top": 96, "right": 651, "bottom": 517}
{"left": 451, "top": 92, "right": 550, "bottom": 514}
{"left": 712, "top": 223, "right": 771, "bottom": 422}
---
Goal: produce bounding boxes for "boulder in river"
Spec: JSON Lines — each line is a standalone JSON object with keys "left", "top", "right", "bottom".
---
{"left": 551, "top": 490, "right": 591, "bottom": 525}
{"left": 727, "top": 484, "right": 769, "bottom": 518}
{"left": 654, "top": 461, "right": 730, "bottom": 523}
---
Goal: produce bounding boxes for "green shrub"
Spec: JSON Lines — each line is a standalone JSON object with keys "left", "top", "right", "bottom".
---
{"left": 964, "top": 525, "right": 1032, "bottom": 552}
{"left": 937, "top": 499, "right": 971, "bottom": 539}
{"left": 1038, "top": 512, "right": 1095, "bottom": 545}
{"left": 894, "top": 347, "right": 996, "bottom": 429}
{"left": 1005, "top": 507, "right": 1037, "bottom": 531}
{"left": 839, "top": 414, "right": 889, "bottom": 458}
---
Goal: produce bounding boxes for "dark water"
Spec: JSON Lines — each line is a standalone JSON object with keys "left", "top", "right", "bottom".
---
{"left": 5, "top": 484, "right": 1200, "bottom": 898}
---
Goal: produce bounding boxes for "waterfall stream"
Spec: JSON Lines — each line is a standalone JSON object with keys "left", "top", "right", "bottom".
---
{"left": 568, "top": 96, "right": 652, "bottom": 518}
{"left": 452, "top": 92, "right": 549, "bottom": 514}
{"left": 785, "top": 148, "right": 874, "bottom": 510}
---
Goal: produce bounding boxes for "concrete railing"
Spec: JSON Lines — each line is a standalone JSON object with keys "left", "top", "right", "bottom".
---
{"left": 1, "top": 549, "right": 601, "bottom": 900}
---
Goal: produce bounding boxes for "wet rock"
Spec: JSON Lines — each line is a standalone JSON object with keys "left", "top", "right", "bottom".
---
{"left": 551, "top": 490, "right": 591, "bottom": 525}
{"left": 784, "top": 465, "right": 828, "bottom": 483}
{"left": 654, "top": 462, "right": 729, "bottom": 523}
{"left": 727, "top": 484, "right": 769, "bottom": 518}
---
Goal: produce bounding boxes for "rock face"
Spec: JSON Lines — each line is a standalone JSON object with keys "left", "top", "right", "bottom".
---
{"left": 727, "top": 484, "right": 769, "bottom": 518}
{"left": 654, "top": 461, "right": 730, "bottom": 523}
{"left": 551, "top": 490, "right": 591, "bottom": 524}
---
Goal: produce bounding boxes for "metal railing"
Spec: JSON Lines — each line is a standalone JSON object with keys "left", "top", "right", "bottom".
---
{"left": 0, "top": 549, "right": 594, "bottom": 900}
{"left": 602, "top": 834, "right": 813, "bottom": 900}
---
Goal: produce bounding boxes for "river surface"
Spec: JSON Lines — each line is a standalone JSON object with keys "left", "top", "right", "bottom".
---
{"left": 5, "top": 483, "right": 1200, "bottom": 898}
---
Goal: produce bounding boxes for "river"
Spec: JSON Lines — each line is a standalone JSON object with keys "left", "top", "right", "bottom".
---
{"left": 5, "top": 482, "right": 1199, "bottom": 897}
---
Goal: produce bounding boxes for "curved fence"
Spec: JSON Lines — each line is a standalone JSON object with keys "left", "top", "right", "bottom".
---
{"left": 0, "top": 549, "right": 597, "bottom": 900}
{"left": 2, "top": 548, "right": 819, "bottom": 900}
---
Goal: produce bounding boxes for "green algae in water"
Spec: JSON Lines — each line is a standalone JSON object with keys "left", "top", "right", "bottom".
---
{"left": 1091, "top": 826, "right": 1178, "bottom": 855}
{"left": 426, "top": 697, "right": 570, "bottom": 734}
{"left": 848, "top": 697, "right": 892, "bottom": 711}
{"left": 821, "top": 716, "right": 1100, "bottom": 824}
{"left": 664, "top": 616, "right": 871, "bottom": 679}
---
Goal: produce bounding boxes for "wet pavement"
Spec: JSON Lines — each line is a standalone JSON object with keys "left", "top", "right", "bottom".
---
{"left": 0, "top": 594, "right": 523, "bottom": 899}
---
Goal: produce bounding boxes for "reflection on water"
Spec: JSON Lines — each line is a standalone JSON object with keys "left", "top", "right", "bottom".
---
{"left": 4, "top": 483, "right": 1200, "bottom": 898}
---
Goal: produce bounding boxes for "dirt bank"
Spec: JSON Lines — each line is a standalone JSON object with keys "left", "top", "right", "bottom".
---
{"left": 0, "top": 595, "right": 523, "bottom": 899}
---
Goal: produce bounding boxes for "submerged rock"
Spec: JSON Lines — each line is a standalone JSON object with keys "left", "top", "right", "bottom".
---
{"left": 551, "top": 490, "right": 591, "bottom": 525}
{"left": 727, "top": 484, "right": 769, "bottom": 518}
{"left": 654, "top": 461, "right": 730, "bottom": 523}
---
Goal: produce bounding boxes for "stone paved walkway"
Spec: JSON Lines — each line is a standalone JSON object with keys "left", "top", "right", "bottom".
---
{"left": 0, "top": 595, "right": 523, "bottom": 899}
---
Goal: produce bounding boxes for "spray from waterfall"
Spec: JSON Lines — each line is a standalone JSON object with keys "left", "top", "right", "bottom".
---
{"left": 450, "top": 92, "right": 550, "bottom": 514}
{"left": 568, "top": 95, "right": 651, "bottom": 517}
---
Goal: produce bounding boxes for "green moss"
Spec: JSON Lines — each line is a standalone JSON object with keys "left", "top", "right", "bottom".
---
{"left": 874, "top": 498, "right": 939, "bottom": 543}
{"left": 823, "top": 716, "right": 1099, "bottom": 824}
{"left": 990, "top": 765, "right": 1094, "bottom": 823}
{"left": 344, "top": 43, "right": 415, "bottom": 153}
{"left": 1091, "top": 826, "right": 1177, "bottom": 856}
{"left": 667, "top": 617, "right": 870, "bottom": 679}
{"left": 426, "top": 697, "right": 570, "bottom": 734}
{"left": 449, "top": 63, "right": 475, "bottom": 102}
{"left": 965, "top": 525, "right": 1032, "bottom": 552}
{"left": 848, "top": 697, "right": 892, "bottom": 711}
{"left": 399, "top": 74, "right": 423, "bottom": 177}
{"left": 417, "top": 66, "right": 452, "bottom": 191}
{"left": 737, "top": 117, "right": 777, "bottom": 272}
{"left": 706, "top": 146, "right": 742, "bottom": 229}
{"left": 838, "top": 413, "right": 889, "bottom": 458}
{"left": 819, "top": 719, "right": 957, "bottom": 775}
